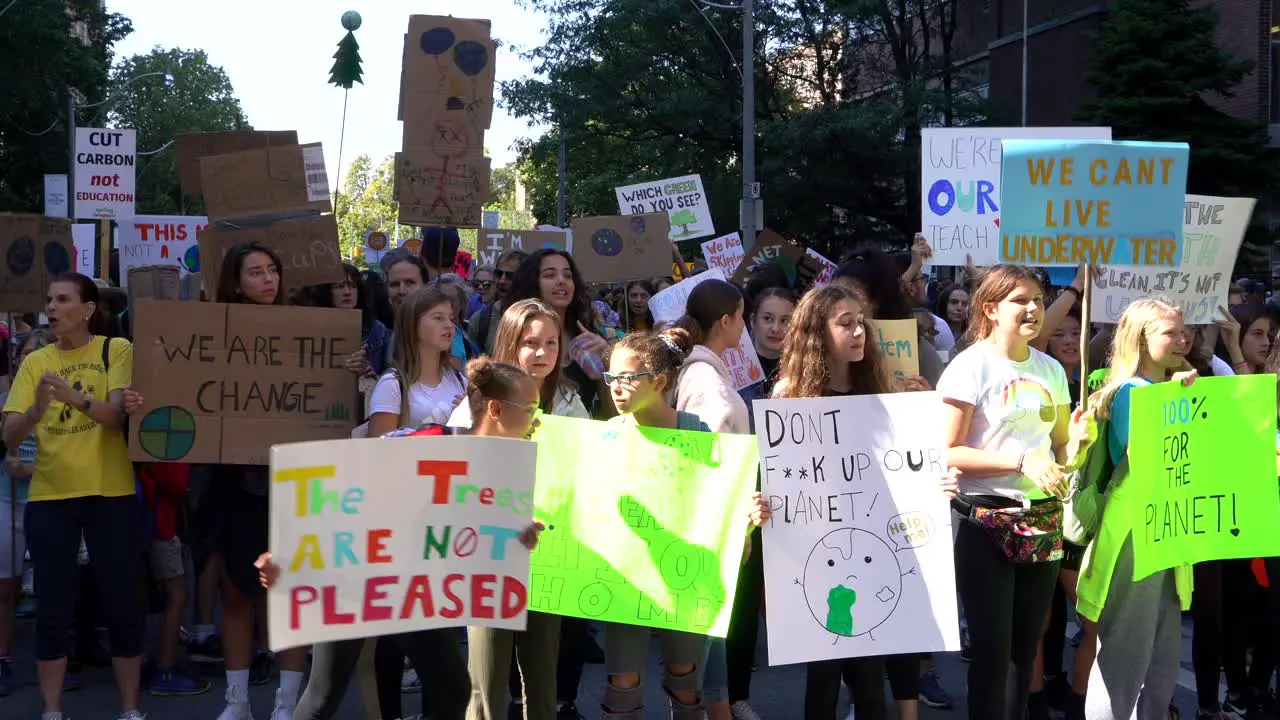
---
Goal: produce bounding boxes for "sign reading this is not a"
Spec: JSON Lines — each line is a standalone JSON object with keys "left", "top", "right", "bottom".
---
{"left": 74, "top": 127, "right": 137, "bottom": 221}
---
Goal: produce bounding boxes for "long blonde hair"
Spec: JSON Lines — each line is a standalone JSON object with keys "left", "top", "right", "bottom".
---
{"left": 1092, "top": 297, "right": 1183, "bottom": 420}
{"left": 773, "top": 284, "right": 892, "bottom": 399}
{"left": 391, "top": 286, "right": 455, "bottom": 383}
{"left": 492, "top": 298, "right": 564, "bottom": 413}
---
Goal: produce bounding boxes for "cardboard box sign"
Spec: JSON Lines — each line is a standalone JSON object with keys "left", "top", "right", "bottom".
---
{"left": 473, "top": 229, "right": 570, "bottom": 267}
{"left": 399, "top": 16, "right": 496, "bottom": 130}
{"left": 402, "top": 103, "right": 486, "bottom": 153}
{"left": 129, "top": 301, "right": 360, "bottom": 465}
{"left": 0, "top": 214, "right": 75, "bottom": 312}
{"left": 569, "top": 213, "right": 672, "bottom": 284}
{"left": 127, "top": 265, "right": 182, "bottom": 309}
{"left": 199, "top": 143, "right": 330, "bottom": 222}
{"left": 395, "top": 151, "right": 490, "bottom": 228}
{"left": 730, "top": 229, "right": 823, "bottom": 286}
{"left": 176, "top": 130, "right": 299, "bottom": 198}
{"left": 197, "top": 215, "right": 344, "bottom": 294}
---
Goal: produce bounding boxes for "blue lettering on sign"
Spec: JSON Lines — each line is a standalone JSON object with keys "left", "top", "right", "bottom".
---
{"left": 928, "top": 179, "right": 999, "bottom": 216}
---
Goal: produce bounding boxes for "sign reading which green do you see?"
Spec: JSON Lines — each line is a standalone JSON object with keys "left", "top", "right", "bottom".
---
{"left": 1127, "top": 374, "right": 1280, "bottom": 580}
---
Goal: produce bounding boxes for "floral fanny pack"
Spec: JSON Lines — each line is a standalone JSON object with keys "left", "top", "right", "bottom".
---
{"left": 968, "top": 499, "right": 1064, "bottom": 564}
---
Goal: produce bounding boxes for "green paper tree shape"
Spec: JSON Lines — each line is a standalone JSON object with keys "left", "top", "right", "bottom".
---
{"left": 329, "top": 31, "right": 364, "bottom": 89}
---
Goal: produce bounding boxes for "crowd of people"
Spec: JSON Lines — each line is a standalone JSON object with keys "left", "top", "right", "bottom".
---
{"left": 0, "top": 225, "right": 1276, "bottom": 720}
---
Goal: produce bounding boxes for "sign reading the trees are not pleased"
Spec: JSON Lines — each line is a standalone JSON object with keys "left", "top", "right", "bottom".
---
{"left": 615, "top": 174, "right": 715, "bottom": 242}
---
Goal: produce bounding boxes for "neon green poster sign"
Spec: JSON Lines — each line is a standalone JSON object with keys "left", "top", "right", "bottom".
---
{"left": 1128, "top": 375, "right": 1280, "bottom": 580}
{"left": 529, "top": 415, "right": 760, "bottom": 636}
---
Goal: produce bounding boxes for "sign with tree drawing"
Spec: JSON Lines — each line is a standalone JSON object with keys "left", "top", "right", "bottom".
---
{"left": 615, "top": 174, "right": 715, "bottom": 242}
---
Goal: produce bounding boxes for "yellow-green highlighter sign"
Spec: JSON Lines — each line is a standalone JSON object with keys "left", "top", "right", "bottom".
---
{"left": 1127, "top": 375, "right": 1280, "bottom": 580}
{"left": 528, "top": 415, "right": 760, "bottom": 636}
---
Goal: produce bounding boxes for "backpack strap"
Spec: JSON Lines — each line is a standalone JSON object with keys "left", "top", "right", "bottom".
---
{"left": 388, "top": 368, "right": 411, "bottom": 424}
{"left": 101, "top": 336, "right": 113, "bottom": 374}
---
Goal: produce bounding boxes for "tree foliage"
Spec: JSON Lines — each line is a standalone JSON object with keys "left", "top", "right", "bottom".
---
{"left": 109, "top": 47, "right": 246, "bottom": 215}
{"left": 0, "top": 0, "right": 132, "bottom": 211}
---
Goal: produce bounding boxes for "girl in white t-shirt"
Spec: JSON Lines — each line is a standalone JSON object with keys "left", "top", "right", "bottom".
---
{"left": 367, "top": 286, "right": 467, "bottom": 434}
{"left": 936, "top": 265, "right": 1095, "bottom": 720}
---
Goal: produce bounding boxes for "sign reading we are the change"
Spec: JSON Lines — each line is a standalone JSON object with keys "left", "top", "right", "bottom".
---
{"left": 529, "top": 415, "right": 759, "bottom": 637}
{"left": 999, "top": 140, "right": 1189, "bottom": 267}
{"left": 267, "top": 436, "right": 537, "bottom": 650}
{"left": 1126, "top": 375, "right": 1280, "bottom": 581}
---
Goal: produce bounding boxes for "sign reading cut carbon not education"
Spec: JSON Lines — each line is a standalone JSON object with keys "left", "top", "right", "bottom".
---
{"left": 74, "top": 127, "right": 136, "bottom": 220}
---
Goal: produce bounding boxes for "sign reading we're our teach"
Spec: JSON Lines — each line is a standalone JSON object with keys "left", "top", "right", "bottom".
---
{"left": 267, "top": 436, "right": 537, "bottom": 650}
{"left": 128, "top": 301, "right": 361, "bottom": 465}
{"left": 999, "top": 140, "right": 1189, "bottom": 267}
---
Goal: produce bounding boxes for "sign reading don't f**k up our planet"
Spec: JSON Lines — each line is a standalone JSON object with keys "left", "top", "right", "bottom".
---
{"left": 128, "top": 301, "right": 361, "bottom": 465}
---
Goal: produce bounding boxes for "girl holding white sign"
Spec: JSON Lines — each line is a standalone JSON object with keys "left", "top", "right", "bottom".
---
{"left": 935, "top": 265, "right": 1096, "bottom": 720}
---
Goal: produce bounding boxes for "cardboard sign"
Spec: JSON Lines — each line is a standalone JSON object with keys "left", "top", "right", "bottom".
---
{"left": 175, "top": 130, "right": 299, "bottom": 197}
{"left": 999, "top": 140, "right": 1189, "bottom": 267}
{"left": 0, "top": 214, "right": 74, "bottom": 312}
{"left": 120, "top": 215, "right": 209, "bottom": 286}
{"left": 701, "top": 232, "right": 744, "bottom": 275}
{"left": 197, "top": 215, "right": 344, "bottom": 293}
{"left": 1126, "top": 375, "right": 1280, "bottom": 580}
{"left": 129, "top": 301, "right": 360, "bottom": 465}
{"left": 615, "top": 174, "right": 715, "bottom": 241}
{"left": 400, "top": 16, "right": 496, "bottom": 130}
{"left": 127, "top": 266, "right": 182, "bottom": 310}
{"left": 921, "top": 127, "right": 1112, "bottom": 265}
{"left": 199, "top": 143, "right": 331, "bottom": 222}
{"left": 73, "top": 127, "right": 136, "bottom": 220}
{"left": 395, "top": 151, "right": 490, "bottom": 228}
{"left": 867, "top": 319, "right": 920, "bottom": 380}
{"left": 530, "top": 415, "right": 760, "bottom": 636}
{"left": 474, "top": 229, "right": 569, "bottom": 267}
{"left": 569, "top": 213, "right": 672, "bottom": 284}
{"left": 267, "top": 436, "right": 536, "bottom": 650}
{"left": 731, "top": 230, "right": 816, "bottom": 285}
{"left": 1091, "top": 195, "right": 1255, "bottom": 325}
{"left": 753, "top": 393, "right": 960, "bottom": 664}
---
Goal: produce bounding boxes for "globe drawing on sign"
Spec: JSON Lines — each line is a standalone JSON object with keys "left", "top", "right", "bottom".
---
{"left": 800, "top": 528, "right": 903, "bottom": 639}
{"left": 591, "top": 228, "right": 624, "bottom": 257}
{"left": 182, "top": 246, "right": 201, "bottom": 273}
{"left": 629, "top": 216, "right": 647, "bottom": 235}
{"left": 44, "top": 241, "right": 71, "bottom": 276}
{"left": 137, "top": 406, "right": 198, "bottom": 461}
{"left": 6, "top": 236, "right": 35, "bottom": 276}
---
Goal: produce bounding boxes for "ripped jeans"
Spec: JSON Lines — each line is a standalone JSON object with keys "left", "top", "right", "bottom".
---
{"left": 604, "top": 622, "right": 710, "bottom": 719}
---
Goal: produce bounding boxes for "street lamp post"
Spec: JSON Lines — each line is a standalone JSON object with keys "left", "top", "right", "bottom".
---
{"left": 699, "top": 0, "right": 758, "bottom": 251}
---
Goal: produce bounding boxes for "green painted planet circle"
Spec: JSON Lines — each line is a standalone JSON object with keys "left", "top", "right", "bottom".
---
{"left": 137, "top": 406, "right": 197, "bottom": 461}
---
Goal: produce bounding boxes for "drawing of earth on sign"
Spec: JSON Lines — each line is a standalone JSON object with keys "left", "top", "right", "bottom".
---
{"left": 182, "top": 246, "right": 201, "bottom": 273}
{"left": 44, "top": 242, "right": 71, "bottom": 276}
{"left": 137, "top": 406, "right": 197, "bottom": 461}
{"left": 591, "top": 228, "right": 624, "bottom": 257}
{"left": 6, "top": 236, "right": 35, "bottom": 276}
{"left": 799, "top": 528, "right": 909, "bottom": 641}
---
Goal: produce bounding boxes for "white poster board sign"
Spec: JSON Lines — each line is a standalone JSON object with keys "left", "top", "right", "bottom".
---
{"left": 616, "top": 174, "right": 715, "bottom": 241}
{"left": 701, "top": 232, "right": 744, "bottom": 275}
{"left": 752, "top": 393, "right": 960, "bottom": 665}
{"left": 649, "top": 268, "right": 766, "bottom": 390}
{"left": 920, "top": 126, "right": 1111, "bottom": 266}
{"left": 118, "top": 215, "right": 208, "bottom": 287}
{"left": 45, "top": 174, "right": 69, "bottom": 219}
{"left": 268, "top": 436, "right": 537, "bottom": 650}
{"left": 71, "top": 223, "right": 95, "bottom": 276}
{"left": 1091, "top": 195, "right": 1254, "bottom": 325}
{"left": 73, "top": 127, "right": 137, "bottom": 220}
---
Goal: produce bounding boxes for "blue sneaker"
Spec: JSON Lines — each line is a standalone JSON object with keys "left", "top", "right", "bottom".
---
{"left": 150, "top": 668, "right": 211, "bottom": 696}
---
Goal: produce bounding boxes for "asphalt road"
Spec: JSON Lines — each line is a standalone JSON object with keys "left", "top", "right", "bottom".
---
{"left": 4, "top": 614, "right": 1208, "bottom": 719}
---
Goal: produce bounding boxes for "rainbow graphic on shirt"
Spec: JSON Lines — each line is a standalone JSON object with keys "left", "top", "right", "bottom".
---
{"left": 1001, "top": 377, "right": 1056, "bottom": 423}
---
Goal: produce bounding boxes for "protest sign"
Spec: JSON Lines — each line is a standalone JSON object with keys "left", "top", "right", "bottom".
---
{"left": 0, "top": 214, "right": 74, "bottom": 312}
{"left": 752, "top": 393, "right": 960, "bottom": 665}
{"left": 199, "top": 143, "right": 331, "bottom": 222}
{"left": 71, "top": 223, "right": 95, "bottom": 276}
{"left": 1126, "top": 375, "right": 1280, "bottom": 581}
{"left": 119, "top": 215, "right": 208, "bottom": 287}
{"left": 474, "top": 229, "right": 569, "bottom": 268}
{"left": 395, "top": 151, "right": 490, "bottom": 228}
{"left": 570, "top": 214, "right": 672, "bottom": 284}
{"left": 921, "top": 127, "right": 1111, "bottom": 266}
{"left": 400, "top": 15, "right": 496, "bottom": 131}
{"left": 482, "top": 211, "right": 501, "bottom": 229}
{"left": 1090, "top": 195, "right": 1255, "bottom": 324}
{"left": 44, "top": 174, "right": 68, "bottom": 218}
{"left": 198, "top": 215, "right": 344, "bottom": 292}
{"left": 175, "top": 130, "right": 299, "bottom": 197}
{"left": 529, "top": 415, "right": 759, "bottom": 636}
{"left": 867, "top": 319, "right": 919, "bottom": 380}
{"left": 806, "top": 248, "right": 837, "bottom": 287}
{"left": 701, "top": 233, "right": 743, "bottom": 275}
{"left": 999, "top": 140, "right": 1189, "bottom": 267}
{"left": 267, "top": 435, "right": 536, "bottom": 650}
{"left": 615, "top": 174, "right": 715, "bottom": 241}
{"left": 730, "top": 230, "right": 823, "bottom": 287}
{"left": 648, "top": 268, "right": 766, "bottom": 391}
{"left": 129, "top": 301, "right": 360, "bottom": 465}
{"left": 127, "top": 266, "right": 181, "bottom": 308}
{"left": 74, "top": 128, "right": 136, "bottom": 220}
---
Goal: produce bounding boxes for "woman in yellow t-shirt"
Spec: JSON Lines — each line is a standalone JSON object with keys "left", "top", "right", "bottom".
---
{"left": 1, "top": 272, "right": 140, "bottom": 720}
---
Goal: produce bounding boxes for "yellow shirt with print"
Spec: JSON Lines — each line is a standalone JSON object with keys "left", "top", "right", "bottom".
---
{"left": 3, "top": 337, "right": 135, "bottom": 501}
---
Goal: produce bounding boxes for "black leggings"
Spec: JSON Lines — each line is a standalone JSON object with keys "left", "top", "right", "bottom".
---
{"left": 954, "top": 511, "right": 1060, "bottom": 720}
{"left": 727, "top": 528, "right": 764, "bottom": 703}
{"left": 806, "top": 657, "right": 887, "bottom": 720}
{"left": 557, "top": 617, "right": 592, "bottom": 703}
{"left": 297, "top": 630, "right": 469, "bottom": 720}
{"left": 841, "top": 654, "right": 920, "bottom": 702}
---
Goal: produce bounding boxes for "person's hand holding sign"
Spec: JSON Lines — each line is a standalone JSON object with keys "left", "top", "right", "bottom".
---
{"left": 256, "top": 552, "right": 281, "bottom": 590}
{"left": 123, "top": 388, "right": 145, "bottom": 415}
{"left": 517, "top": 521, "right": 546, "bottom": 550}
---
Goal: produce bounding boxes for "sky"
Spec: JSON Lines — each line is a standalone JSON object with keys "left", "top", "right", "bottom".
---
{"left": 106, "top": 0, "right": 549, "bottom": 186}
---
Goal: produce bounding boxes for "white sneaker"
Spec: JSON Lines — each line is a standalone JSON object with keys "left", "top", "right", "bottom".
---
{"left": 401, "top": 667, "right": 420, "bottom": 691}
{"left": 269, "top": 689, "right": 295, "bottom": 720}
{"left": 731, "top": 700, "right": 763, "bottom": 720}
{"left": 117, "top": 712, "right": 147, "bottom": 720}
{"left": 216, "top": 685, "right": 256, "bottom": 720}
